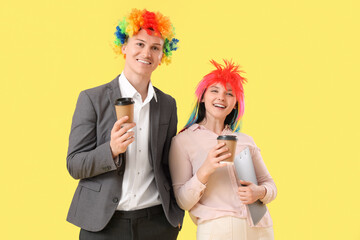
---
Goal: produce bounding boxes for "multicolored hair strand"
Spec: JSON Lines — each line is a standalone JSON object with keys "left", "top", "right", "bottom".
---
{"left": 114, "top": 9, "right": 179, "bottom": 65}
{"left": 183, "top": 59, "right": 247, "bottom": 132}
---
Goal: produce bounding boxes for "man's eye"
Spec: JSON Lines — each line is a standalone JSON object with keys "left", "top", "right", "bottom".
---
{"left": 137, "top": 43, "right": 144, "bottom": 47}
{"left": 152, "top": 46, "right": 160, "bottom": 51}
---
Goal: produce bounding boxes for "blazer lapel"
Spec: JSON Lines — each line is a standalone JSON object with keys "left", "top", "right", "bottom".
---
{"left": 107, "top": 75, "right": 127, "bottom": 173}
{"left": 107, "top": 75, "right": 122, "bottom": 122}
{"left": 149, "top": 94, "right": 160, "bottom": 167}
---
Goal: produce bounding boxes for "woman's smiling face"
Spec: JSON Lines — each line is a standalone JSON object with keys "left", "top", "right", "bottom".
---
{"left": 201, "top": 82, "right": 237, "bottom": 122}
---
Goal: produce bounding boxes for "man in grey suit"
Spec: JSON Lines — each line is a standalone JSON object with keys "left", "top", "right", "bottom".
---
{"left": 66, "top": 9, "right": 184, "bottom": 239}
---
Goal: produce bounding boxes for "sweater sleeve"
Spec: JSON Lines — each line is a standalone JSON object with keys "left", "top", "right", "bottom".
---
{"left": 249, "top": 139, "right": 277, "bottom": 204}
{"left": 169, "top": 135, "right": 206, "bottom": 210}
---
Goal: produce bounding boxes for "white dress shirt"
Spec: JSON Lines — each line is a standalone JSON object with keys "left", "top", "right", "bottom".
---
{"left": 116, "top": 73, "right": 161, "bottom": 210}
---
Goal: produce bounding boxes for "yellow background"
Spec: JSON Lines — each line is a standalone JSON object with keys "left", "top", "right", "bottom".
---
{"left": 1, "top": 0, "right": 359, "bottom": 239}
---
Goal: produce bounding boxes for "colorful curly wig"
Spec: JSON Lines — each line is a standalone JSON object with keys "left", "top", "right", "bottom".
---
{"left": 183, "top": 59, "right": 247, "bottom": 132}
{"left": 114, "top": 9, "right": 179, "bottom": 65}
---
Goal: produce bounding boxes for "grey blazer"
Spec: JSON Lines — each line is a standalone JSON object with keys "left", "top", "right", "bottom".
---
{"left": 66, "top": 76, "right": 184, "bottom": 232}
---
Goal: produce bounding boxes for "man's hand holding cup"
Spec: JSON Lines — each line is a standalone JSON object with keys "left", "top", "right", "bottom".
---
{"left": 110, "top": 116, "right": 136, "bottom": 158}
{"left": 110, "top": 97, "right": 136, "bottom": 159}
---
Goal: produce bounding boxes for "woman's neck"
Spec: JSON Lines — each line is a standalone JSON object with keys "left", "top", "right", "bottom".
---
{"left": 199, "top": 117, "right": 226, "bottom": 135}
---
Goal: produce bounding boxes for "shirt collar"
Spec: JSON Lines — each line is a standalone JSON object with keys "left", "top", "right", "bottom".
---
{"left": 119, "top": 72, "right": 158, "bottom": 103}
{"left": 189, "top": 123, "right": 233, "bottom": 134}
{"left": 147, "top": 81, "right": 158, "bottom": 103}
{"left": 188, "top": 124, "right": 201, "bottom": 131}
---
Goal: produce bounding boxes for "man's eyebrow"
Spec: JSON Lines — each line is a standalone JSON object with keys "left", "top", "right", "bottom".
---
{"left": 134, "top": 39, "right": 162, "bottom": 46}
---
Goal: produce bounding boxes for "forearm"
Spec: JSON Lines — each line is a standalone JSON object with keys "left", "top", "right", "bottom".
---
{"left": 259, "top": 181, "right": 277, "bottom": 204}
{"left": 66, "top": 91, "right": 117, "bottom": 179}
{"left": 169, "top": 135, "right": 205, "bottom": 211}
{"left": 196, "top": 168, "right": 210, "bottom": 185}
{"left": 67, "top": 141, "right": 117, "bottom": 179}
{"left": 251, "top": 145, "right": 277, "bottom": 204}
{"left": 173, "top": 174, "right": 206, "bottom": 210}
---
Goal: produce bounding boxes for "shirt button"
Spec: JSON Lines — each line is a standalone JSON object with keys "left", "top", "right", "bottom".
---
{"left": 139, "top": 128, "right": 142, "bottom": 131}
{"left": 139, "top": 150, "right": 141, "bottom": 152}
{"left": 137, "top": 172, "right": 140, "bottom": 175}
{"left": 134, "top": 194, "right": 136, "bottom": 197}
{"left": 113, "top": 197, "right": 119, "bottom": 203}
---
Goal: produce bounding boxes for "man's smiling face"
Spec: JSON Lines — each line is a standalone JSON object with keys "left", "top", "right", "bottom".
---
{"left": 122, "top": 29, "right": 164, "bottom": 80}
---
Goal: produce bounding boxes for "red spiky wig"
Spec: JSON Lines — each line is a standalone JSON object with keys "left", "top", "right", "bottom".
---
{"left": 184, "top": 59, "right": 247, "bottom": 132}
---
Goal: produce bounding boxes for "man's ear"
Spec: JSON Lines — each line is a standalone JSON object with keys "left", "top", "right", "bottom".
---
{"left": 121, "top": 44, "right": 127, "bottom": 54}
{"left": 159, "top": 53, "right": 164, "bottom": 66}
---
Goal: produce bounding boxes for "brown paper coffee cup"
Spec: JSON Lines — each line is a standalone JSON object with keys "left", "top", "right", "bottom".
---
{"left": 217, "top": 135, "right": 237, "bottom": 162}
{"left": 114, "top": 98, "right": 135, "bottom": 122}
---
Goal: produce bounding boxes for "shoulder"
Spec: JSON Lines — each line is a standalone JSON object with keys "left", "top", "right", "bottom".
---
{"left": 234, "top": 132, "right": 260, "bottom": 150}
{"left": 235, "top": 132, "right": 255, "bottom": 143}
{"left": 172, "top": 127, "right": 193, "bottom": 144}
{"left": 154, "top": 87, "right": 176, "bottom": 105}
{"left": 82, "top": 77, "right": 117, "bottom": 97}
{"left": 76, "top": 76, "right": 118, "bottom": 107}
{"left": 170, "top": 128, "right": 195, "bottom": 154}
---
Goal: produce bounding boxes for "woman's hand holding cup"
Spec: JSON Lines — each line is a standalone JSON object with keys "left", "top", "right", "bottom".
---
{"left": 196, "top": 143, "right": 230, "bottom": 185}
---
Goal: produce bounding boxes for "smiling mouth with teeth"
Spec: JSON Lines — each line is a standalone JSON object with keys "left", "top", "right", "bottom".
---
{"left": 213, "top": 104, "right": 226, "bottom": 109}
{"left": 137, "top": 59, "right": 151, "bottom": 65}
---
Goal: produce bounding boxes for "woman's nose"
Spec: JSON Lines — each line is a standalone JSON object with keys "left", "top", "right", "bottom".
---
{"left": 217, "top": 94, "right": 225, "bottom": 101}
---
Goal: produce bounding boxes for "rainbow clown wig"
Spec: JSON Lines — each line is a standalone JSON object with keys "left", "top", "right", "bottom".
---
{"left": 183, "top": 59, "right": 247, "bottom": 132}
{"left": 114, "top": 9, "right": 179, "bottom": 65}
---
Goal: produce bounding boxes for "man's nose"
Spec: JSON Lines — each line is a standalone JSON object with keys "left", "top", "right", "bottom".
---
{"left": 141, "top": 47, "right": 151, "bottom": 58}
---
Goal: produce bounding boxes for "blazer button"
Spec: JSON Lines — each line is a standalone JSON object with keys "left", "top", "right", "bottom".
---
{"left": 113, "top": 197, "right": 119, "bottom": 203}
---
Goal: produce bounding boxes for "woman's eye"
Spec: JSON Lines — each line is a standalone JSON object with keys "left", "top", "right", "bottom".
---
{"left": 226, "top": 93, "right": 234, "bottom": 96}
{"left": 210, "top": 90, "right": 218, "bottom": 93}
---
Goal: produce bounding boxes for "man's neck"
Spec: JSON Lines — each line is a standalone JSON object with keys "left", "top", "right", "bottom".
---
{"left": 123, "top": 70, "right": 150, "bottom": 102}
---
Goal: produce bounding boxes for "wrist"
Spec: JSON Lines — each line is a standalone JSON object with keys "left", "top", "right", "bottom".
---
{"left": 109, "top": 142, "right": 119, "bottom": 159}
{"left": 196, "top": 168, "right": 209, "bottom": 185}
{"left": 259, "top": 186, "right": 266, "bottom": 199}
{"left": 113, "top": 156, "right": 120, "bottom": 168}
